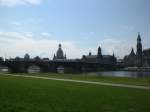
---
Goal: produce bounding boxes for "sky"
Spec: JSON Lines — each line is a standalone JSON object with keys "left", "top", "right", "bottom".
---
{"left": 0, "top": 0, "right": 150, "bottom": 59}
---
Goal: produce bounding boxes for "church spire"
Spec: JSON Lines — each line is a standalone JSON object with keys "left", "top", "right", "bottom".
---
{"left": 97, "top": 46, "right": 102, "bottom": 60}
{"left": 136, "top": 33, "right": 143, "bottom": 67}
{"left": 113, "top": 51, "right": 115, "bottom": 57}
{"left": 98, "top": 46, "right": 102, "bottom": 56}
{"left": 89, "top": 51, "right": 92, "bottom": 56}
{"left": 137, "top": 32, "right": 141, "bottom": 42}
{"left": 53, "top": 54, "right": 56, "bottom": 60}
{"left": 130, "top": 48, "right": 135, "bottom": 56}
{"left": 136, "top": 33, "right": 142, "bottom": 55}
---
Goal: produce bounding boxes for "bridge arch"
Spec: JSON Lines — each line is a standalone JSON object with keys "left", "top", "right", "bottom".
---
{"left": 27, "top": 65, "right": 41, "bottom": 73}
{"left": 0, "top": 65, "right": 9, "bottom": 73}
{"left": 56, "top": 65, "right": 65, "bottom": 73}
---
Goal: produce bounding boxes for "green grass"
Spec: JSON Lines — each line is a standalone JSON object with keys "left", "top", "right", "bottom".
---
{"left": 19, "top": 73, "right": 150, "bottom": 87}
{"left": 0, "top": 74, "right": 150, "bottom": 112}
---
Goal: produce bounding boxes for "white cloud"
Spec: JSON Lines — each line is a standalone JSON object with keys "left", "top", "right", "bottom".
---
{"left": 0, "top": 31, "right": 88, "bottom": 59}
{"left": 41, "top": 32, "right": 51, "bottom": 37}
{"left": 100, "top": 38, "right": 136, "bottom": 59}
{"left": 0, "top": 0, "right": 42, "bottom": 6}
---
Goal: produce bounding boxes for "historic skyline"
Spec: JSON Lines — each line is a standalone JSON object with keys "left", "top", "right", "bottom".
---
{"left": 0, "top": 0, "right": 150, "bottom": 59}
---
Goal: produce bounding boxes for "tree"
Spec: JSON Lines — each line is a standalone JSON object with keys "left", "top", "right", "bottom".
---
{"left": 24, "top": 53, "right": 30, "bottom": 61}
{"left": 0, "top": 57, "right": 4, "bottom": 61}
{"left": 34, "top": 56, "right": 41, "bottom": 61}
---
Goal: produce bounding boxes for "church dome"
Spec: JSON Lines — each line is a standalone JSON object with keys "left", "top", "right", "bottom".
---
{"left": 56, "top": 44, "right": 64, "bottom": 59}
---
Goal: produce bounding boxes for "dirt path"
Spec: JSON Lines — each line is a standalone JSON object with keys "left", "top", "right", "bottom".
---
{"left": 1, "top": 74, "right": 150, "bottom": 90}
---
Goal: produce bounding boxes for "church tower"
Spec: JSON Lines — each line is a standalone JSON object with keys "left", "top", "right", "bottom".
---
{"left": 136, "top": 33, "right": 143, "bottom": 67}
{"left": 97, "top": 46, "right": 103, "bottom": 61}
{"left": 98, "top": 46, "right": 102, "bottom": 56}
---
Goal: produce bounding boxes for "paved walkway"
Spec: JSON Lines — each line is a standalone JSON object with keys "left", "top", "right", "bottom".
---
{"left": 1, "top": 74, "right": 150, "bottom": 90}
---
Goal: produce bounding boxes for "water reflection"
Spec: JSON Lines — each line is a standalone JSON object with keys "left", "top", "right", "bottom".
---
{"left": 0, "top": 66, "right": 9, "bottom": 73}
{"left": 96, "top": 71, "right": 150, "bottom": 78}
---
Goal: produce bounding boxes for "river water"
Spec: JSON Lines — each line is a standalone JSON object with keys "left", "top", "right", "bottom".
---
{"left": 0, "top": 66, "right": 150, "bottom": 78}
{"left": 95, "top": 71, "right": 150, "bottom": 78}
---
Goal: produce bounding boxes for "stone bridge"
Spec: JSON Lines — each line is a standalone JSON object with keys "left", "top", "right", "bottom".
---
{"left": 0, "top": 60, "right": 115, "bottom": 73}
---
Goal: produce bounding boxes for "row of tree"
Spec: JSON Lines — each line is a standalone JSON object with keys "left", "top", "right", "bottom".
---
{"left": 0, "top": 54, "right": 50, "bottom": 61}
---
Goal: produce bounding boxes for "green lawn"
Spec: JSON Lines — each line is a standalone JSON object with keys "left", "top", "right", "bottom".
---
{"left": 0, "top": 74, "right": 150, "bottom": 112}
{"left": 20, "top": 73, "right": 150, "bottom": 87}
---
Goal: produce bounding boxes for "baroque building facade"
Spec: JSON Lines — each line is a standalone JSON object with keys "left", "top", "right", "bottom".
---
{"left": 123, "top": 33, "right": 150, "bottom": 67}
{"left": 82, "top": 46, "right": 117, "bottom": 65}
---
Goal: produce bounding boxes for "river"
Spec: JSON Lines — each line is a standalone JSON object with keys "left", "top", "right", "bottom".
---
{"left": 95, "top": 71, "right": 150, "bottom": 78}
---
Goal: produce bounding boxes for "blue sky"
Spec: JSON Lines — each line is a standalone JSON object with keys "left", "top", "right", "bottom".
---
{"left": 0, "top": 0, "right": 150, "bottom": 59}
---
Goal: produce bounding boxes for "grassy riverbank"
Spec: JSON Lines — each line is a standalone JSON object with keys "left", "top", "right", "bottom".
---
{"left": 0, "top": 74, "right": 150, "bottom": 112}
